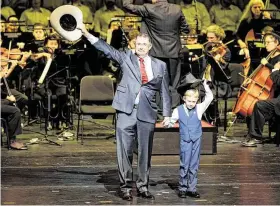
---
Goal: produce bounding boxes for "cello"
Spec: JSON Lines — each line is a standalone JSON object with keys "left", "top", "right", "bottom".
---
{"left": 232, "top": 47, "right": 279, "bottom": 117}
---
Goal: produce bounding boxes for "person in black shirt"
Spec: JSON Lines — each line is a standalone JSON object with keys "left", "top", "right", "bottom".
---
{"left": 236, "top": 0, "right": 271, "bottom": 59}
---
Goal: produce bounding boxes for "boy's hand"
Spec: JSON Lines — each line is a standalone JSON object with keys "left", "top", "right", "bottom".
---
{"left": 162, "top": 117, "right": 171, "bottom": 128}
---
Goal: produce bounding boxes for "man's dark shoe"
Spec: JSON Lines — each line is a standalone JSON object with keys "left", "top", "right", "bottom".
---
{"left": 187, "top": 191, "right": 200, "bottom": 198}
{"left": 178, "top": 191, "right": 187, "bottom": 198}
{"left": 121, "top": 191, "right": 132, "bottom": 201}
{"left": 137, "top": 191, "right": 155, "bottom": 200}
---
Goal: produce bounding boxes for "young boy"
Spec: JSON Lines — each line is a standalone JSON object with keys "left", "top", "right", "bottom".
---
{"left": 168, "top": 73, "right": 213, "bottom": 198}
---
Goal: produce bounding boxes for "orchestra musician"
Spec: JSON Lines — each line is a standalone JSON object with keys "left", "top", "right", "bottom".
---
{"left": 1, "top": 50, "right": 28, "bottom": 150}
{"left": 31, "top": 34, "right": 69, "bottom": 129}
{"left": 202, "top": 24, "right": 231, "bottom": 125}
{"left": 1, "top": 71, "right": 28, "bottom": 150}
{"left": 242, "top": 32, "right": 280, "bottom": 147}
{"left": 236, "top": 0, "right": 271, "bottom": 59}
{"left": 1, "top": 38, "right": 30, "bottom": 110}
{"left": 203, "top": 24, "right": 231, "bottom": 82}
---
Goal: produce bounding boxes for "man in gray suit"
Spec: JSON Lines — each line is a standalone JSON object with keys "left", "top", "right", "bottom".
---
{"left": 123, "top": 0, "right": 189, "bottom": 109}
{"left": 78, "top": 24, "right": 171, "bottom": 201}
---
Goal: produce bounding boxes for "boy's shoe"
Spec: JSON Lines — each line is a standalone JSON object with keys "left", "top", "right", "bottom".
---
{"left": 178, "top": 191, "right": 187, "bottom": 198}
{"left": 186, "top": 191, "right": 200, "bottom": 198}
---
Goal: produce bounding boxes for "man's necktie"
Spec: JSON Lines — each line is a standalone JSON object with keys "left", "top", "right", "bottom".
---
{"left": 139, "top": 58, "right": 148, "bottom": 84}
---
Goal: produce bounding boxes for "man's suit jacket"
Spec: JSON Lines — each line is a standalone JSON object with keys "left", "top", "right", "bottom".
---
{"left": 93, "top": 39, "right": 172, "bottom": 123}
{"left": 123, "top": 0, "right": 189, "bottom": 58}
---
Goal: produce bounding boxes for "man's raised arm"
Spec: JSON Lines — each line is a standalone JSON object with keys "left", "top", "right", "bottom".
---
{"left": 78, "top": 23, "right": 124, "bottom": 65}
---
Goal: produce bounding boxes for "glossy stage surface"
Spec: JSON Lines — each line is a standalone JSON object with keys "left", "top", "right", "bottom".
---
{"left": 1, "top": 119, "right": 280, "bottom": 205}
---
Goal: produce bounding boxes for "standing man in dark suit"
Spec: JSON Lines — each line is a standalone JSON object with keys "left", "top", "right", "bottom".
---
{"left": 123, "top": 0, "right": 189, "bottom": 109}
{"left": 78, "top": 24, "right": 172, "bottom": 201}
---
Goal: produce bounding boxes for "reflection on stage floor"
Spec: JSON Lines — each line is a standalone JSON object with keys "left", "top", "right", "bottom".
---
{"left": 1, "top": 119, "right": 280, "bottom": 205}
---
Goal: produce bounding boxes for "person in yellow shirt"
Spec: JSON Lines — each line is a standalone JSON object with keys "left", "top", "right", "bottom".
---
{"left": 70, "top": 0, "right": 94, "bottom": 30}
{"left": 19, "top": 0, "right": 51, "bottom": 32}
{"left": 1, "top": 5, "right": 16, "bottom": 21}
{"left": 181, "top": 0, "right": 211, "bottom": 35}
{"left": 94, "top": 0, "right": 125, "bottom": 40}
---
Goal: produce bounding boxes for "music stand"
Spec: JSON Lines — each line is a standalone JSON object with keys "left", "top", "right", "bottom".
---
{"left": 40, "top": 76, "right": 61, "bottom": 146}
{"left": 207, "top": 55, "right": 231, "bottom": 127}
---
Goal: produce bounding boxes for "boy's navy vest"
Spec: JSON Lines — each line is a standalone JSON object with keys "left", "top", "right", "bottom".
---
{"left": 178, "top": 104, "right": 202, "bottom": 142}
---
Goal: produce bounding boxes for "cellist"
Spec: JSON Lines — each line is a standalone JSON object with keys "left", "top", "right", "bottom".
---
{"left": 242, "top": 32, "right": 280, "bottom": 147}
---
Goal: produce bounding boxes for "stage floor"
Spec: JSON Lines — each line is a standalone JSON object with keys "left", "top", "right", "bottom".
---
{"left": 1, "top": 118, "right": 280, "bottom": 205}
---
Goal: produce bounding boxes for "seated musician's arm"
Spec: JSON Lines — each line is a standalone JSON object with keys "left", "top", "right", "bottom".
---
{"left": 272, "top": 62, "right": 280, "bottom": 73}
{"left": 271, "top": 69, "right": 280, "bottom": 85}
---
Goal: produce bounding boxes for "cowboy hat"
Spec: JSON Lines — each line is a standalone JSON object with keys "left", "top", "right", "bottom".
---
{"left": 50, "top": 5, "right": 83, "bottom": 42}
{"left": 177, "top": 72, "right": 203, "bottom": 96}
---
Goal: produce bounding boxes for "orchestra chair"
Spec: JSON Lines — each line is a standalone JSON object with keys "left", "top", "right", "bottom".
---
{"left": 76, "top": 76, "right": 116, "bottom": 144}
{"left": 1, "top": 118, "right": 11, "bottom": 150}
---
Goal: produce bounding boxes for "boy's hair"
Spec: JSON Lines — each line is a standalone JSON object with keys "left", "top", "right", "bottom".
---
{"left": 183, "top": 89, "right": 199, "bottom": 98}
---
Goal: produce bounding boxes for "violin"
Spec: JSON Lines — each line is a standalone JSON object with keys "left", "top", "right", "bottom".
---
{"left": 204, "top": 41, "right": 227, "bottom": 59}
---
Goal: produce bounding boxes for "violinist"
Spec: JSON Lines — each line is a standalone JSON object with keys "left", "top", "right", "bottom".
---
{"left": 33, "top": 34, "right": 69, "bottom": 130}
{"left": 236, "top": 0, "right": 271, "bottom": 59}
{"left": 0, "top": 38, "right": 30, "bottom": 110}
{"left": 242, "top": 32, "right": 280, "bottom": 147}
{"left": 203, "top": 24, "right": 231, "bottom": 82}
{"left": 202, "top": 25, "right": 231, "bottom": 125}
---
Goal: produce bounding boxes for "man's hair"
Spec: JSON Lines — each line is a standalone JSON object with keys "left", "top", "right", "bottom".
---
{"left": 206, "top": 24, "right": 226, "bottom": 40}
{"left": 136, "top": 33, "right": 152, "bottom": 44}
{"left": 183, "top": 89, "right": 199, "bottom": 98}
